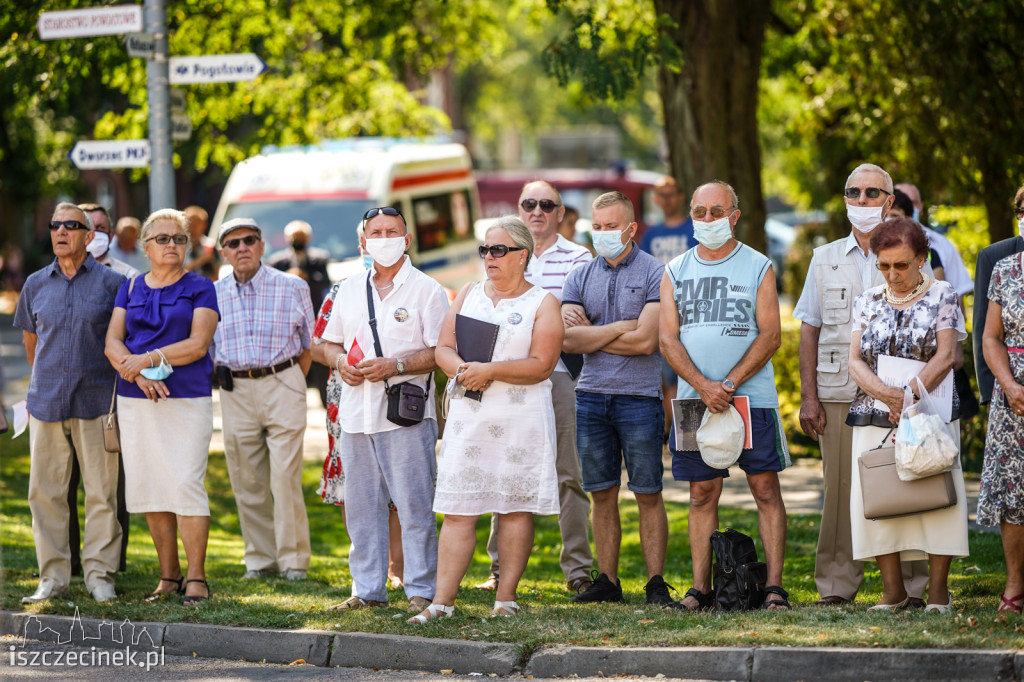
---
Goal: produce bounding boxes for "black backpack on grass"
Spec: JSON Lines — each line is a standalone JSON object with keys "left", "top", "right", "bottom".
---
{"left": 711, "top": 528, "right": 766, "bottom": 611}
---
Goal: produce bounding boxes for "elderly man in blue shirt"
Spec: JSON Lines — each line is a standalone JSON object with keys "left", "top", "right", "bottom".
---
{"left": 14, "top": 202, "right": 125, "bottom": 603}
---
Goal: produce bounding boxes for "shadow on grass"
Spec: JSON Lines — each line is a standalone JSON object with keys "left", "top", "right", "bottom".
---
{"left": 2, "top": 435, "right": 1020, "bottom": 649}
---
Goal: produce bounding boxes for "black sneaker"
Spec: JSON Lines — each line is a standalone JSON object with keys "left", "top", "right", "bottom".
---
{"left": 571, "top": 572, "right": 624, "bottom": 603}
{"left": 644, "top": 574, "right": 675, "bottom": 606}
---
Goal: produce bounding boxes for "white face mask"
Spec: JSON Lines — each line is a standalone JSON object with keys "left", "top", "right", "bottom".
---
{"left": 1018, "top": 216, "right": 1024, "bottom": 236}
{"left": 592, "top": 229, "right": 627, "bottom": 259}
{"left": 846, "top": 204, "right": 886, "bottom": 233}
{"left": 693, "top": 217, "right": 733, "bottom": 249}
{"left": 86, "top": 231, "right": 110, "bottom": 259}
{"left": 364, "top": 236, "right": 406, "bottom": 267}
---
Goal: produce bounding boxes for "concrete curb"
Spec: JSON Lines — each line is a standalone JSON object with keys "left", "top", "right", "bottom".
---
{"left": 3, "top": 610, "right": 1023, "bottom": 680}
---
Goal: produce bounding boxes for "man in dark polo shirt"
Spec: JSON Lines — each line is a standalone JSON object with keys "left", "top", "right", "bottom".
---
{"left": 14, "top": 202, "right": 124, "bottom": 603}
{"left": 561, "top": 191, "right": 671, "bottom": 605}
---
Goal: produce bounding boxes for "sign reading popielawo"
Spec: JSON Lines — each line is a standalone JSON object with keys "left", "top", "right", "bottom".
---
{"left": 38, "top": 5, "right": 143, "bottom": 40}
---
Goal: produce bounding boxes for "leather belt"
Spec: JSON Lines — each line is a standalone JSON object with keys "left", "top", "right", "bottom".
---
{"left": 231, "top": 356, "right": 301, "bottom": 379}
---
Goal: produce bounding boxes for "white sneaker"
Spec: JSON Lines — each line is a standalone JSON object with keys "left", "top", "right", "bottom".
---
{"left": 282, "top": 569, "right": 307, "bottom": 581}
{"left": 22, "top": 577, "right": 67, "bottom": 604}
{"left": 90, "top": 582, "right": 117, "bottom": 603}
{"left": 242, "top": 569, "right": 276, "bottom": 579}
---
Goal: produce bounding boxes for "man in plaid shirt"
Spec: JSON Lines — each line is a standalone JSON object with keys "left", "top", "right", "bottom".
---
{"left": 213, "top": 218, "right": 314, "bottom": 581}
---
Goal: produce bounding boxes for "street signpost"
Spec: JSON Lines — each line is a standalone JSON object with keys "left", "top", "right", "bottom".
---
{"left": 124, "top": 32, "right": 155, "bottom": 57}
{"left": 171, "top": 114, "right": 192, "bottom": 142}
{"left": 68, "top": 140, "right": 151, "bottom": 169}
{"left": 38, "top": 5, "right": 143, "bottom": 40}
{"left": 170, "top": 88, "right": 186, "bottom": 112}
{"left": 169, "top": 53, "right": 268, "bottom": 84}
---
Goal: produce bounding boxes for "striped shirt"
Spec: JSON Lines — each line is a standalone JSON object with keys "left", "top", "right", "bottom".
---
{"left": 213, "top": 264, "right": 313, "bottom": 370}
{"left": 525, "top": 235, "right": 591, "bottom": 375}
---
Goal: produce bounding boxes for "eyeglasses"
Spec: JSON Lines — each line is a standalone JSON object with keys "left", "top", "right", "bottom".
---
{"left": 363, "top": 206, "right": 405, "bottom": 222}
{"left": 690, "top": 205, "right": 734, "bottom": 220}
{"left": 1014, "top": 206, "right": 1024, "bottom": 218}
{"left": 876, "top": 260, "right": 915, "bottom": 272}
{"left": 479, "top": 244, "right": 526, "bottom": 259}
{"left": 844, "top": 187, "right": 891, "bottom": 200}
{"left": 149, "top": 234, "right": 188, "bottom": 245}
{"left": 222, "top": 234, "right": 260, "bottom": 249}
{"left": 48, "top": 220, "right": 89, "bottom": 231}
{"left": 520, "top": 199, "right": 561, "bottom": 213}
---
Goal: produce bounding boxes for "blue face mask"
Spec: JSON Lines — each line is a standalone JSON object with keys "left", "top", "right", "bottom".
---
{"left": 362, "top": 254, "right": 374, "bottom": 270}
{"left": 140, "top": 351, "right": 173, "bottom": 381}
{"left": 693, "top": 216, "right": 733, "bottom": 249}
{"left": 592, "top": 229, "right": 627, "bottom": 259}
{"left": 912, "top": 207, "right": 921, "bottom": 223}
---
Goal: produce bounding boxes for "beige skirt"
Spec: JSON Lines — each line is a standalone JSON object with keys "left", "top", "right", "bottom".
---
{"left": 119, "top": 396, "right": 213, "bottom": 516}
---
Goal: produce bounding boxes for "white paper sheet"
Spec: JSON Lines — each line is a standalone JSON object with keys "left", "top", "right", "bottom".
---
{"left": 872, "top": 354, "right": 953, "bottom": 422}
{"left": 11, "top": 400, "right": 29, "bottom": 438}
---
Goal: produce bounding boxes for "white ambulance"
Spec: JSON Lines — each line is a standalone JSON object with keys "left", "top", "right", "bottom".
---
{"left": 210, "top": 138, "right": 483, "bottom": 289}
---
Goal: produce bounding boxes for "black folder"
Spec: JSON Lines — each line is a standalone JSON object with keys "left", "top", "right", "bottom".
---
{"left": 455, "top": 313, "right": 500, "bottom": 401}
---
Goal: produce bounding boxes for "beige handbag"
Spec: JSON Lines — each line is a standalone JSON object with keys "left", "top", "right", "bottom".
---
{"left": 102, "top": 382, "right": 120, "bottom": 453}
{"left": 859, "top": 430, "right": 956, "bottom": 520}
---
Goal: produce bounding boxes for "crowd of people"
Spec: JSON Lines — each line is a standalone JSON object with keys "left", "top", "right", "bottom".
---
{"left": 12, "top": 163, "right": 1024, "bottom": 620}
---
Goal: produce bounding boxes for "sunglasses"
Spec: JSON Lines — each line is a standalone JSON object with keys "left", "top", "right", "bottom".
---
{"left": 1014, "top": 206, "right": 1024, "bottom": 218}
{"left": 479, "top": 244, "right": 526, "bottom": 259}
{"left": 520, "top": 198, "right": 561, "bottom": 213}
{"left": 149, "top": 234, "right": 189, "bottom": 245}
{"left": 363, "top": 206, "right": 405, "bottom": 222}
{"left": 844, "top": 187, "right": 891, "bottom": 200}
{"left": 876, "top": 260, "right": 916, "bottom": 272}
{"left": 222, "top": 234, "right": 261, "bottom": 249}
{"left": 48, "top": 220, "right": 89, "bottom": 231}
{"left": 690, "top": 205, "right": 734, "bottom": 220}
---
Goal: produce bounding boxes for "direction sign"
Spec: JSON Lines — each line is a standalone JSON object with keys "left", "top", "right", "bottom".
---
{"left": 68, "top": 140, "right": 150, "bottom": 169}
{"left": 169, "top": 54, "right": 268, "bottom": 85}
{"left": 172, "top": 114, "right": 193, "bottom": 142}
{"left": 124, "top": 32, "right": 155, "bottom": 58}
{"left": 38, "top": 5, "right": 143, "bottom": 40}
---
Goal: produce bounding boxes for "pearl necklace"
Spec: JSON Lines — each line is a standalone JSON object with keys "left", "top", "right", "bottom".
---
{"left": 884, "top": 273, "right": 930, "bottom": 305}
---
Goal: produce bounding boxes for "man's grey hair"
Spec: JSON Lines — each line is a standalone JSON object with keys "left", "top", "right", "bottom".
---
{"left": 519, "top": 180, "right": 563, "bottom": 205}
{"left": 690, "top": 181, "right": 739, "bottom": 210}
{"left": 846, "top": 163, "right": 893, "bottom": 193}
{"left": 487, "top": 215, "right": 534, "bottom": 268}
{"left": 141, "top": 208, "right": 191, "bottom": 247}
{"left": 593, "top": 191, "right": 635, "bottom": 223}
{"left": 53, "top": 202, "right": 92, "bottom": 230}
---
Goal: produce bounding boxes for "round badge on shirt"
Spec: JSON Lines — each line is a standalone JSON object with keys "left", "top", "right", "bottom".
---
{"left": 508, "top": 312, "right": 522, "bottom": 325}
{"left": 394, "top": 308, "right": 409, "bottom": 322}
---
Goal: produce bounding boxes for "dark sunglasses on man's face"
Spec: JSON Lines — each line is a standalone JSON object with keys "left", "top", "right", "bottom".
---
{"left": 520, "top": 198, "right": 561, "bottom": 213}
{"left": 363, "top": 206, "right": 405, "bottom": 222}
{"left": 1014, "top": 206, "right": 1024, "bottom": 219}
{"left": 222, "top": 234, "right": 261, "bottom": 249}
{"left": 48, "top": 220, "right": 89, "bottom": 231}
{"left": 150, "top": 234, "right": 189, "bottom": 245}
{"left": 844, "top": 187, "right": 891, "bottom": 200}
{"left": 479, "top": 244, "right": 526, "bottom": 259}
{"left": 876, "top": 260, "right": 915, "bottom": 272}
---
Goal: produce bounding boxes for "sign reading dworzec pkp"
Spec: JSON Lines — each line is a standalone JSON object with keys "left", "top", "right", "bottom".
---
{"left": 68, "top": 140, "right": 151, "bottom": 169}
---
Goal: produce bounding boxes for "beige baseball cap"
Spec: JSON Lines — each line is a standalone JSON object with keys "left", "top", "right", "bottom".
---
{"left": 696, "top": 405, "right": 745, "bottom": 469}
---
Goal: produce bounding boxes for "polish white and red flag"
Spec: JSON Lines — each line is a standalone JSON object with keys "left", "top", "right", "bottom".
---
{"left": 346, "top": 325, "right": 376, "bottom": 366}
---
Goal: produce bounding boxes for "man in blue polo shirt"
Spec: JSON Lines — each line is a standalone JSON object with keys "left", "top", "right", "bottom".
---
{"left": 562, "top": 191, "right": 671, "bottom": 605}
{"left": 14, "top": 202, "right": 124, "bottom": 604}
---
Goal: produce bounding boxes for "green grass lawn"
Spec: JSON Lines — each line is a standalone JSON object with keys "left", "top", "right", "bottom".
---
{"left": 2, "top": 435, "right": 1021, "bottom": 650}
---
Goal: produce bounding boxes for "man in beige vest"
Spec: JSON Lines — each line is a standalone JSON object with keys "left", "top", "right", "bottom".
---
{"left": 794, "top": 163, "right": 929, "bottom": 606}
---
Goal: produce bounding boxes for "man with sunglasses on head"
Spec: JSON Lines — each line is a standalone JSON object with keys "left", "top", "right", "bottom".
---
{"left": 319, "top": 206, "right": 448, "bottom": 614}
{"left": 794, "top": 163, "right": 930, "bottom": 607}
{"left": 212, "top": 218, "right": 314, "bottom": 582}
{"left": 473, "top": 182, "right": 595, "bottom": 596}
{"left": 14, "top": 202, "right": 125, "bottom": 604}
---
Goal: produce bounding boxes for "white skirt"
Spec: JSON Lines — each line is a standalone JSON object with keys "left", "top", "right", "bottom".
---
{"left": 119, "top": 396, "right": 213, "bottom": 516}
{"left": 850, "top": 422, "right": 969, "bottom": 562}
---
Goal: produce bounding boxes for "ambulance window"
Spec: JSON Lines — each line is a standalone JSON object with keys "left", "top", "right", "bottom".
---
{"left": 411, "top": 190, "right": 474, "bottom": 251}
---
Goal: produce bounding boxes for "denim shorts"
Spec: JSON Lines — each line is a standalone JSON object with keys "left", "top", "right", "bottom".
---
{"left": 576, "top": 391, "right": 665, "bottom": 494}
{"left": 660, "top": 356, "right": 677, "bottom": 389}
{"left": 671, "top": 407, "right": 791, "bottom": 482}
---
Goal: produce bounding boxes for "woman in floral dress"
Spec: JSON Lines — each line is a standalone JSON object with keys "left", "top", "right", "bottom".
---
{"left": 979, "top": 245, "right": 1024, "bottom": 613}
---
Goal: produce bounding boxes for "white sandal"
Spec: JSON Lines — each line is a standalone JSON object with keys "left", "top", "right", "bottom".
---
{"left": 491, "top": 600, "right": 519, "bottom": 616}
{"left": 406, "top": 602, "right": 454, "bottom": 624}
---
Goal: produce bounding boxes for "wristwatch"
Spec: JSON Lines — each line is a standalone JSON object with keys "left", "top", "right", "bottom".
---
{"left": 722, "top": 379, "right": 735, "bottom": 391}
{"left": 396, "top": 358, "right": 406, "bottom": 376}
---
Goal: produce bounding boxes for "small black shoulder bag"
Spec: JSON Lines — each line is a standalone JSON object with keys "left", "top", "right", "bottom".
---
{"left": 366, "top": 274, "right": 428, "bottom": 427}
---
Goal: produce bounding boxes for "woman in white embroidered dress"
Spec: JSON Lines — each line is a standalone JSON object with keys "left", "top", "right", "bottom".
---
{"left": 409, "top": 216, "right": 563, "bottom": 623}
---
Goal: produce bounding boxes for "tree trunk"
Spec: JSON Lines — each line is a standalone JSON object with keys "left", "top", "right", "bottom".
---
{"left": 977, "top": 144, "right": 1016, "bottom": 244}
{"left": 653, "top": 0, "right": 771, "bottom": 253}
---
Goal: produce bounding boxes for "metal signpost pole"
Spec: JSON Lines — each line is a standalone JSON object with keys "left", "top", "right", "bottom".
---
{"left": 145, "top": 0, "right": 174, "bottom": 211}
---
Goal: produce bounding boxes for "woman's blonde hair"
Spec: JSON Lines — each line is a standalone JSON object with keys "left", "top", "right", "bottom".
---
{"left": 486, "top": 216, "right": 534, "bottom": 268}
